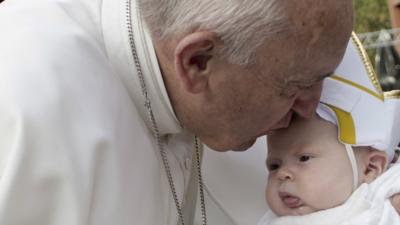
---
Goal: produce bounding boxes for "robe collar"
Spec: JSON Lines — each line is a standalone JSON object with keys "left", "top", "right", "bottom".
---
{"left": 101, "top": 0, "right": 182, "bottom": 136}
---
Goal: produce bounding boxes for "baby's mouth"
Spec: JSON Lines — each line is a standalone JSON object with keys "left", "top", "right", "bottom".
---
{"left": 279, "top": 192, "right": 303, "bottom": 208}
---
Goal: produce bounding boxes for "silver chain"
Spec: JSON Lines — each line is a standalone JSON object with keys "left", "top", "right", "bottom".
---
{"left": 125, "top": 1, "right": 207, "bottom": 224}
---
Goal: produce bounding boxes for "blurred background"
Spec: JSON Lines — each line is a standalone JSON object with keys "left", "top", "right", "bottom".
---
{"left": 353, "top": 0, "right": 400, "bottom": 91}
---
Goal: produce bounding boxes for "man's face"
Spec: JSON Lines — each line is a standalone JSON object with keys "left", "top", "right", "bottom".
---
{"left": 265, "top": 115, "right": 354, "bottom": 216}
{"left": 200, "top": 28, "right": 351, "bottom": 151}
{"left": 179, "top": 0, "right": 354, "bottom": 151}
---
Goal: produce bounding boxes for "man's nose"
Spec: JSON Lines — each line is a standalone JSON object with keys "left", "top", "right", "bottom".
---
{"left": 291, "top": 81, "right": 323, "bottom": 118}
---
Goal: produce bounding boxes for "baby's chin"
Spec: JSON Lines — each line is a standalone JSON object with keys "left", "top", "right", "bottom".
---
{"left": 282, "top": 205, "right": 315, "bottom": 216}
{"left": 273, "top": 203, "right": 317, "bottom": 217}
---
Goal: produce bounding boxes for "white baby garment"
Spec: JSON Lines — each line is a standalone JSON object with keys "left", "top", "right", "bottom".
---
{"left": 258, "top": 163, "right": 400, "bottom": 225}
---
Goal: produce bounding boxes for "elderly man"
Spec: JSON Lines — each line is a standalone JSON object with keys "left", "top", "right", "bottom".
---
{"left": 0, "top": 0, "right": 353, "bottom": 224}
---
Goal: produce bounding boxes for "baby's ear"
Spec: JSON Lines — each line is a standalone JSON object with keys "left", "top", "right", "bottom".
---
{"left": 361, "top": 150, "right": 388, "bottom": 184}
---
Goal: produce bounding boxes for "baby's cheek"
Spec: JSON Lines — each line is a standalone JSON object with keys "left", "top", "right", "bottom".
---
{"left": 265, "top": 184, "right": 280, "bottom": 213}
{"left": 303, "top": 180, "right": 350, "bottom": 210}
{"left": 265, "top": 184, "right": 274, "bottom": 205}
{"left": 265, "top": 177, "right": 275, "bottom": 203}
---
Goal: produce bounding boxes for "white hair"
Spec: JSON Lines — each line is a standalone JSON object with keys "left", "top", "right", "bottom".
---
{"left": 138, "top": 0, "right": 291, "bottom": 65}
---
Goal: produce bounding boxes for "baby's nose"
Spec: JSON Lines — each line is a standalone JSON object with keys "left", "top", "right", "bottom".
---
{"left": 277, "top": 168, "right": 294, "bottom": 181}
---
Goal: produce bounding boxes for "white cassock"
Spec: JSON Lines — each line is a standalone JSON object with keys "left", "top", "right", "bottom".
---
{"left": 0, "top": 0, "right": 269, "bottom": 224}
{"left": 198, "top": 139, "right": 269, "bottom": 225}
{"left": 257, "top": 163, "right": 400, "bottom": 225}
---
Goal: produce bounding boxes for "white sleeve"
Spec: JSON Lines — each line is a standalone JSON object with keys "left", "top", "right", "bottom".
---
{"left": 0, "top": 97, "right": 19, "bottom": 178}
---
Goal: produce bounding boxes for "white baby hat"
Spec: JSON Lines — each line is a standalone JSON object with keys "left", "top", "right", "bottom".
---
{"left": 317, "top": 33, "right": 400, "bottom": 163}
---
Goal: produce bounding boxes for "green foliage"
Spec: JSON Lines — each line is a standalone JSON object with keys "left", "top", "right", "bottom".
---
{"left": 354, "top": 0, "right": 391, "bottom": 33}
{"left": 354, "top": 0, "right": 392, "bottom": 67}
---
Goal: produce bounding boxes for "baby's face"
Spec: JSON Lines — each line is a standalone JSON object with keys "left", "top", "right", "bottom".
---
{"left": 266, "top": 115, "right": 354, "bottom": 216}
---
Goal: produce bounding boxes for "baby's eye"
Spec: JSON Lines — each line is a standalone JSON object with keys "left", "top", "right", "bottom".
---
{"left": 299, "top": 155, "right": 312, "bottom": 162}
{"left": 268, "top": 163, "right": 280, "bottom": 171}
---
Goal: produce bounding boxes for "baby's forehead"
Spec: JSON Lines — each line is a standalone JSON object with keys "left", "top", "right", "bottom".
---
{"left": 267, "top": 116, "right": 341, "bottom": 155}
{"left": 268, "top": 115, "right": 338, "bottom": 144}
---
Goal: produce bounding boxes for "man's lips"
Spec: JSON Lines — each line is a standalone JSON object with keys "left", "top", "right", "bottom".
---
{"left": 234, "top": 112, "right": 295, "bottom": 150}
{"left": 279, "top": 192, "right": 302, "bottom": 208}
{"left": 257, "top": 112, "right": 295, "bottom": 137}
{"left": 268, "top": 111, "right": 294, "bottom": 131}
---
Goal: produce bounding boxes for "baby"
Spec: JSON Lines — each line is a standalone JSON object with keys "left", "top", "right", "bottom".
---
{"left": 259, "top": 112, "right": 400, "bottom": 225}
{"left": 265, "top": 113, "right": 389, "bottom": 217}
{"left": 258, "top": 37, "right": 400, "bottom": 225}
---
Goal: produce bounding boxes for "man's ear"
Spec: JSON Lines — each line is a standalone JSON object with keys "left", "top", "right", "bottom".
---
{"left": 174, "top": 31, "right": 216, "bottom": 94}
{"left": 361, "top": 150, "right": 388, "bottom": 184}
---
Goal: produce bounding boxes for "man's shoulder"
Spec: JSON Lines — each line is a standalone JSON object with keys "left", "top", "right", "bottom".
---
{"left": 0, "top": 0, "right": 105, "bottom": 61}
{"left": 0, "top": 0, "right": 112, "bottom": 103}
{"left": 0, "top": 3, "right": 130, "bottom": 128}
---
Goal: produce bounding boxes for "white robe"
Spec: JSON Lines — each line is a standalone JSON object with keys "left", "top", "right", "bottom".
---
{"left": 0, "top": 0, "right": 272, "bottom": 224}
{"left": 257, "top": 163, "right": 400, "bottom": 225}
{"left": 198, "top": 139, "right": 269, "bottom": 225}
{"left": 0, "top": 0, "right": 198, "bottom": 224}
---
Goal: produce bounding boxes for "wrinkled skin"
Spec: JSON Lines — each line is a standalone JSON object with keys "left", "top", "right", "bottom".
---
{"left": 157, "top": 0, "right": 354, "bottom": 151}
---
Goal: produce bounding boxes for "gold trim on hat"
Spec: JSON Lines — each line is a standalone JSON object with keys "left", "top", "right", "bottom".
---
{"left": 330, "top": 75, "right": 385, "bottom": 101}
{"left": 351, "top": 32, "right": 384, "bottom": 95}
{"left": 325, "top": 104, "right": 356, "bottom": 144}
{"left": 384, "top": 90, "right": 400, "bottom": 99}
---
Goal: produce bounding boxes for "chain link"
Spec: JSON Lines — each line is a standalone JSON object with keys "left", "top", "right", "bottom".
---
{"left": 125, "top": 1, "right": 207, "bottom": 224}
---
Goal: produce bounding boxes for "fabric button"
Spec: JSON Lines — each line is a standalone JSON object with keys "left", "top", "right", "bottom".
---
{"left": 184, "top": 158, "right": 191, "bottom": 170}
